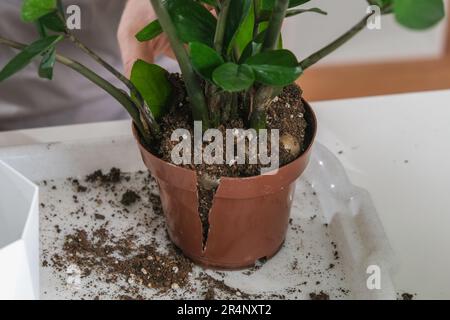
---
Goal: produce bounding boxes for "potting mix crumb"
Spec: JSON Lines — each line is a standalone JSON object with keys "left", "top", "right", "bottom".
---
{"left": 38, "top": 168, "right": 353, "bottom": 300}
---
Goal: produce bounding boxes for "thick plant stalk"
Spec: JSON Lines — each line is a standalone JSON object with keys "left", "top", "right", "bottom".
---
{"left": 0, "top": 37, "right": 154, "bottom": 142}
{"left": 214, "top": 0, "right": 231, "bottom": 54}
{"left": 205, "top": 82, "right": 223, "bottom": 126}
{"left": 250, "top": 86, "right": 273, "bottom": 130}
{"left": 150, "top": 0, "right": 210, "bottom": 128}
{"left": 251, "top": 0, "right": 289, "bottom": 129}
{"left": 299, "top": 12, "right": 376, "bottom": 70}
{"left": 67, "top": 34, "right": 137, "bottom": 93}
{"left": 66, "top": 33, "right": 159, "bottom": 136}
{"left": 261, "top": 0, "right": 289, "bottom": 52}
{"left": 208, "top": 0, "right": 232, "bottom": 126}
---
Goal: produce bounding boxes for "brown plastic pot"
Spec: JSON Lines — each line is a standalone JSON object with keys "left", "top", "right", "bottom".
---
{"left": 133, "top": 100, "right": 317, "bottom": 269}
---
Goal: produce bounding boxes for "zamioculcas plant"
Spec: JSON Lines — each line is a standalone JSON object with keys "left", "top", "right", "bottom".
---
{"left": 0, "top": 0, "right": 445, "bottom": 268}
{"left": 1, "top": 0, "right": 445, "bottom": 136}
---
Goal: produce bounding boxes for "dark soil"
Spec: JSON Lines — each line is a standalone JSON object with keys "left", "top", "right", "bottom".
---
{"left": 42, "top": 169, "right": 352, "bottom": 300}
{"left": 400, "top": 293, "right": 415, "bottom": 300}
{"left": 121, "top": 190, "right": 141, "bottom": 206}
{"left": 149, "top": 193, "right": 163, "bottom": 216}
{"left": 86, "top": 168, "right": 122, "bottom": 184}
{"left": 309, "top": 291, "right": 330, "bottom": 300}
{"left": 152, "top": 74, "right": 309, "bottom": 179}
{"left": 204, "top": 287, "right": 216, "bottom": 300}
{"left": 198, "top": 183, "right": 217, "bottom": 248}
{"left": 55, "top": 228, "right": 193, "bottom": 293}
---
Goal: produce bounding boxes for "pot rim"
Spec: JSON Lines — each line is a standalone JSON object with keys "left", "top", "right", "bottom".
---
{"left": 132, "top": 99, "right": 317, "bottom": 183}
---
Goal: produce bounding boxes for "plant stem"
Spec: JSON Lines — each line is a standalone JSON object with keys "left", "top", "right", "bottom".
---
{"left": 250, "top": 86, "right": 273, "bottom": 129}
{"left": 261, "top": 0, "right": 289, "bottom": 51}
{"left": 0, "top": 37, "right": 153, "bottom": 141}
{"left": 214, "top": 0, "right": 231, "bottom": 54}
{"left": 251, "top": 0, "right": 288, "bottom": 129}
{"left": 299, "top": 12, "right": 375, "bottom": 70}
{"left": 65, "top": 33, "right": 159, "bottom": 136}
{"left": 150, "top": 0, "right": 210, "bottom": 128}
{"left": 67, "top": 34, "right": 134, "bottom": 91}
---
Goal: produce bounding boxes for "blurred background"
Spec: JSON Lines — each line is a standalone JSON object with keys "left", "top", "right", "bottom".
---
{"left": 286, "top": 0, "right": 450, "bottom": 101}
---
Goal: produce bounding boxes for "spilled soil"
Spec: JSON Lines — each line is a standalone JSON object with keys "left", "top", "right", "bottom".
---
{"left": 39, "top": 169, "right": 352, "bottom": 300}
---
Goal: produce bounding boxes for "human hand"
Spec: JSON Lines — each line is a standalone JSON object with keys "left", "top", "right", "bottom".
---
{"left": 117, "top": 0, "right": 174, "bottom": 78}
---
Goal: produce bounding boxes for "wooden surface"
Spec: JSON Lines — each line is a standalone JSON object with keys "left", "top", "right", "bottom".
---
{"left": 298, "top": 56, "right": 450, "bottom": 101}
{"left": 298, "top": 13, "right": 450, "bottom": 102}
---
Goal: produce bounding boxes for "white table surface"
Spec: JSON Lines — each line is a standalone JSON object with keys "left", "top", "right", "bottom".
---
{"left": 1, "top": 89, "right": 449, "bottom": 299}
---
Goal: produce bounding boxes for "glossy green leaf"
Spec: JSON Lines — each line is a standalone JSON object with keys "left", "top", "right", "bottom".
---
{"left": 258, "top": 7, "right": 326, "bottom": 22}
{"left": 130, "top": 59, "right": 172, "bottom": 120}
{"left": 394, "top": 0, "right": 445, "bottom": 30}
{"left": 165, "top": 0, "right": 217, "bottom": 46}
{"left": 239, "top": 40, "right": 263, "bottom": 63}
{"left": 39, "top": 10, "right": 66, "bottom": 32}
{"left": 239, "top": 23, "right": 283, "bottom": 63}
{"left": 189, "top": 42, "right": 224, "bottom": 81}
{"left": 22, "top": 0, "right": 57, "bottom": 22}
{"left": 245, "top": 49, "right": 302, "bottom": 86}
{"left": 212, "top": 63, "right": 255, "bottom": 92}
{"left": 136, "top": 20, "right": 163, "bottom": 42}
{"left": 0, "top": 35, "right": 63, "bottom": 82}
{"left": 288, "top": 0, "right": 311, "bottom": 8}
{"left": 223, "top": 0, "right": 252, "bottom": 53}
{"left": 35, "top": 14, "right": 58, "bottom": 80}
{"left": 38, "top": 48, "right": 56, "bottom": 80}
{"left": 232, "top": 0, "right": 256, "bottom": 58}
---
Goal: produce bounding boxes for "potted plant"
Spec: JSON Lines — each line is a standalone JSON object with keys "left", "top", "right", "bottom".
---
{"left": 0, "top": 0, "right": 445, "bottom": 268}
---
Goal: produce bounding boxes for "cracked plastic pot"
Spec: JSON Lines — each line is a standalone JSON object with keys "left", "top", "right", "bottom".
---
{"left": 133, "top": 100, "right": 317, "bottom": 269}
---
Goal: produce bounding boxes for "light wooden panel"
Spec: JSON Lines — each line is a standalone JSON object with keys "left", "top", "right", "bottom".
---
{"left": 298, "top": 10, "right": 450, "bottom": 102}
{"left": 298, "top": 56, "right": 450, "bottom": 101}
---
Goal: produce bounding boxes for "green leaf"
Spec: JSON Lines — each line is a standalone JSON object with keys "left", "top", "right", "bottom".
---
{"left": 39, "top": 10, "right": 67, "bottom": 32}
{"left": 212, "top": 63, "right": 255, "bottom": 92}
{"left": 0, "top": 35, "right": 63, "bottom": 82}
{"left": 288, "top": 0, "right": 311, "bottom": 8}
{"left": 232, "top": 0, "right": 256, "bottom": 59}
{"left": 39, "top": 48, "right": 56, "bottom": 80}
{"left": 36, "top": 19, "right": 48, "bottom": 38}
{"left": 239, "top": 40, "right": 263, "bottom": 63}
{"left": 239, "top": 24, "right": 283, "bottom": 63}
{"left": 189, "top": 42, "right": 224, "bottom": 81}
{"left": 136, "top": 20, "right": 163, "bottom": 42}
{"left": 165, "top": 0, "right": 217, "bottom": 46}
{"left": 130, "top": 60, "right": 172, "bottom": 120}
{"left": 22, "top": 0, "right": 57, "bottom": 22}
{"left": 394, "top": 0, "right": 445, "bottom": 30}
{"left": 258, "top": 7, "right": 326, "bottom": 22}
{"left": 35, "top": 15, "right": 58, "bottom": 80}
{"left": 245, "top": 49, "right": 302, "bottom": 86}
{"left": 223, "top": 0, "right": 252, "bottom": 54}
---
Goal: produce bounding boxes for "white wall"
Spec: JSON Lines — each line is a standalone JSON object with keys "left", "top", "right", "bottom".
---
{"left": 283, "top": 0, "right": 448, "bottom": 65}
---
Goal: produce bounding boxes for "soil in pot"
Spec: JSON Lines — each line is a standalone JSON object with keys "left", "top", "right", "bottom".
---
{"left": 154, "top": 74, "right": 309, "bottom": 177}
{"left": 144, "top": 74, "right": 310, "bottom": 249}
